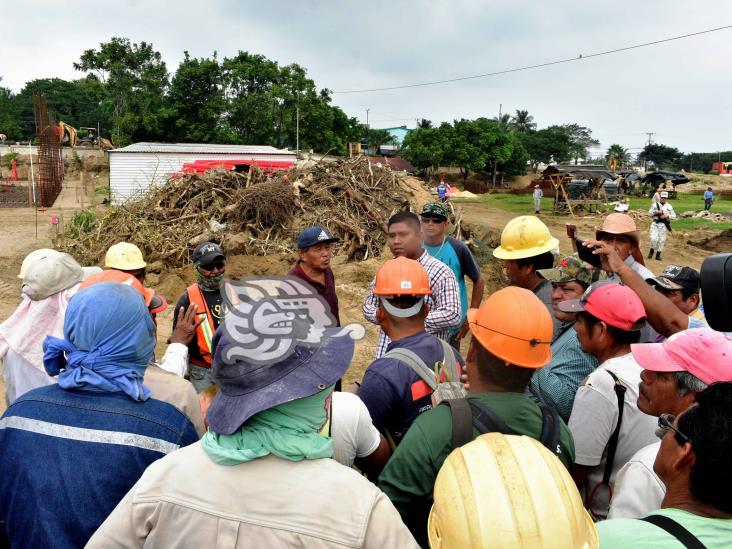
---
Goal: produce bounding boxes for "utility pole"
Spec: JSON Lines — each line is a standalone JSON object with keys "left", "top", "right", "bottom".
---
{"left": 643, "top": 132, "right": 655, "bottom": 171}
{"left": 295, "top": 93, "right": 300, "bottom": 156}
{"left": 365, "top": 108, "right": 370, "bottom": 154}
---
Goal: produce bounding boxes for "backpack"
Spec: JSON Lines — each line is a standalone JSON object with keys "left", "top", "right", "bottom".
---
{"left": 382, "top": 339, "right": 466, "bottom": 406}
{"left": 441, "top": 398, "right": 562, "bottom": 457}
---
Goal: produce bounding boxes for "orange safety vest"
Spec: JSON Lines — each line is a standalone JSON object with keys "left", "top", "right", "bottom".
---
{"left": 186, "top": 285, "right": 217, "bottom": 368}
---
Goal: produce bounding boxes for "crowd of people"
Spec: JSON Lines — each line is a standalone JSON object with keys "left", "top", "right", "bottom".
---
{"left": 0, "top": 199, "right": 730, "bottom": 548}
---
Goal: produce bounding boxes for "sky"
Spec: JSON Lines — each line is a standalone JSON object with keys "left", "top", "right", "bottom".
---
{"left": 2, "top": 0, "right": 731, "bottom": 155}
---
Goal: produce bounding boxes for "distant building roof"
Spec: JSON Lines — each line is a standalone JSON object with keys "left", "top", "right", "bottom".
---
{"left": 109, "top": 142, "right": 293, "bottom": 155}
{"left": 543, "top": 164, "right": 615, "bottom": 180}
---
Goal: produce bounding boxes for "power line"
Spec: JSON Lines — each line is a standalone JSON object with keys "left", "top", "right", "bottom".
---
{"left": 334, "top": 25, "right": 732, "bottom": 94}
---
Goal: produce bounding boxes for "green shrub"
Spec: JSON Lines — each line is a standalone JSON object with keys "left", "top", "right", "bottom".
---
{"left": 66, "top": 210, "right": 97, "bottom": 240}
{"left": 1, "top": 152, "right": 18, "bottom": 167}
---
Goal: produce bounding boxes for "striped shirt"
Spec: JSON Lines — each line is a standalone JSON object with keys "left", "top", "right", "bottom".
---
{"left": 363, "top": 250, "right": 461, "bottom": 358}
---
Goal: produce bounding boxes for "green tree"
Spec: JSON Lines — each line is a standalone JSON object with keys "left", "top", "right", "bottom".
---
{"left": 519, "top": 126, "right": 573, "bottom": 168}
{"left": 605, "top": 144, "right": 631, "bottom": 168}
{"left": 0, "top": 79, "right": 22, "bottom": 140}
{"left": 510, "top": 109, "right": 536, "bottom": 133}
{"left": 401, "top": 125, "right": 449, "bottom": 173}
{"left": 493, "top": 112, "right": 511, "bottom": 129}
{"left": 639, "top": 143, "right": 683, "bottom": 170}
{"left": 563, "top": 123, "right": 599, "bottom": 164}
{"left": 166, "top": 52, "right": 226, "bottom": 143}
{"left": 74, "top": 37, "right": 170, "bottom": 145}
{"left": 416, "top": 118, "right": 432, "bottom": 129}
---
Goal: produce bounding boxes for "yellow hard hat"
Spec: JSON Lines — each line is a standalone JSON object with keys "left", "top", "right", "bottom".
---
{"left": 428, "top": 433, "right": 598, "bottom": 549}
{"left": 493, "top": 216, "right": 559, "bottom": 260}
{"left": 104, "top": 242, "right": 146, "bottom": 270}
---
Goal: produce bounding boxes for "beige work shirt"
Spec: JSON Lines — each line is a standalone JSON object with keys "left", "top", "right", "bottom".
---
{"left": 87, "top": 442, "right": 418, "bottom": 548}
{"left": 143, "top": 364, "right": 205, "bottom": 437}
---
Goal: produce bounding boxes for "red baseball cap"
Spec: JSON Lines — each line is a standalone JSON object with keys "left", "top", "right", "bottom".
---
{"left": 631, "top": 328, "right": 732, "bottom": 385}
{"left": 557, "top": 281, "right": 646, "bottom": 330}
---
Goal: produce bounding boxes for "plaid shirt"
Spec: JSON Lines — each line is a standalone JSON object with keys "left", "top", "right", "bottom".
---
{"left": 527, "top": 321, "right": 598, "bottom": 421}
{"left": 363, "top": 250, "right": 462, "bottom": 358}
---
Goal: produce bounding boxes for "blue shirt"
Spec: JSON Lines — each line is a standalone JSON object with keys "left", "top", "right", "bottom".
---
{"left": 357, "top": 330, "right": 464, "bottom": 445}
{"left": 527, "top": 322, "right": 598, "bottom": 421}
{"left": 437, "top": 183, "right": 447, "bottom": 198}
{"left": 704, "top": 190, "right": 714, "bottom": 200}
{"left": 424, "top": 236, "right": 481, "bottom": 336}
{"left": 0, "top": 384, "right": 199, "bottom": 549}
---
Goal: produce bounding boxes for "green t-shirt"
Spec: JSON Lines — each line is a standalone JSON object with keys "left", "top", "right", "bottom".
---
{"left": 597, "top": 508, "right": 732, "bottom": 548}
{"left": 378, "top": 392, "right": 575, "bottom": 546}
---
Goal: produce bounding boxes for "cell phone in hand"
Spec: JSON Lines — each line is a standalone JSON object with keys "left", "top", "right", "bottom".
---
{"left": 576, "top": 239, "right": 603, "bottom": 269}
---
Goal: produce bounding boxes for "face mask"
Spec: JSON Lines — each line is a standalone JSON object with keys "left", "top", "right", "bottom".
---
{"left": 195, "top": 265, "right": 224, "bottom": 292}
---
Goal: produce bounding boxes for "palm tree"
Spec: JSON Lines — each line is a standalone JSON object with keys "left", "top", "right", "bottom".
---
{"left": 494, "top": 113, "right": 511, "bottom": 129}
{"left": 511, "top": 109, "right": 536, "bottom": 132}
{"left": 605, "top": 144, "right": 631, "bottom": 169}
{"left": 416, "top": 118, "right": 433, "bottom": 129}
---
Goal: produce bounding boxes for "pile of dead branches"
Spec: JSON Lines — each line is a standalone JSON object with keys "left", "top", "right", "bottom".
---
{"left": 63, "top": 156, "right": 424, "bottom": 268}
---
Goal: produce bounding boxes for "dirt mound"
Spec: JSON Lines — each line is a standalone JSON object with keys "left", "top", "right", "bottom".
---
{"left": 63, "top": 157, "right": 430, "bottom": 269}
{"left": 688, "top": 229, "right": 732, "bottom": 253}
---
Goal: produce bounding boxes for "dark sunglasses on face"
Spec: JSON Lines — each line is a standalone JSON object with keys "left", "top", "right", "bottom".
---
{"left": 200, "top": 260, "right": 225, "bottom": 271}
{"left": 421, "top": 216, "right": 446, "bottom": 224}
{"left": 655, "top": 413, "right": 692, "bottom": 445}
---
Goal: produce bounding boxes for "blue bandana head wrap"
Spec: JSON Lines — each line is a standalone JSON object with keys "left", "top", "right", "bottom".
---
{"left": 43, "top": 283, "right": 156, "bottom": 401}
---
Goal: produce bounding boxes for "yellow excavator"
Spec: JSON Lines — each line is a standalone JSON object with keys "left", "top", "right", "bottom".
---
{"left": 58, "top": 121, "right": 114, "bottom": 149}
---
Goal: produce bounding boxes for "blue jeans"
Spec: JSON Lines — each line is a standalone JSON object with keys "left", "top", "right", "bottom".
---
{"left": 187, "top": 364, "right": 215, "bottom": 393}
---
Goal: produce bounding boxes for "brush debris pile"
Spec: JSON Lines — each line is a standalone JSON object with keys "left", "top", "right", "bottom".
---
{"left": 64, "top": 157, "right": 425, "bottom": 268}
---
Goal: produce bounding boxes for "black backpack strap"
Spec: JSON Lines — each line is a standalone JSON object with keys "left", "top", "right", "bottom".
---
{"left": 467, "top": 400, "right": 513, "bottom": 436}
{"left": 641, "top": 515, "right": 707, "bottom": 549}
{"left": 538, "top": 404, "right": 562, "bottom": 456}
{"left": 443, "top": 399, "right": 474, "bottom": 449}
{"left": 603, "top": 370, "right": 627, "bottom": 485}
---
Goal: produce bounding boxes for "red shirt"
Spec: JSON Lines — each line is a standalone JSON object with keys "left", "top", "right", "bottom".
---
{"left": 288, "top": 262, "right": 341, "bottom": 326}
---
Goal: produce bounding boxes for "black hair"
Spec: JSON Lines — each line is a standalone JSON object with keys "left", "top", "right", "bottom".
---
{"left": 677, "top": 382, "right": 732, "bottom": 513}
{"left": 577, "top": 311, "right": 642, "bottom": 345}
{"left": 516, "top": 251, "right": 555, "bottom": 272}
{"left": 387, "top": 211, "right": 421, "bottom": 233}
{"left": 680, "top": 288, "right": 699, "bottom": 301}
{"left": 474, "top": 343, "right": 534, "bottom": 392}
{"left": 379, "top": 295, "right": 425, "bottom": 326}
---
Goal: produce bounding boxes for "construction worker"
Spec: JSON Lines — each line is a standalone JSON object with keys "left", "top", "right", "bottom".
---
{"left": 560, "top": 281, "right": 658, "bottom": 519}
{"left": 597, "top": 382, "right": 732, "bottom": 547}
{"left": 609, "top": 329, "right": 732, "bottom": 519}
{"left": 0, "top": 284, "right": 199, "bottom": 549}
{"left": 172, "top": 242, "right": 228, "bottom": 392}
{"left": 88, "top": 327, "right": 418, "bottom": 548}
{"left": 420, "top": 202, "right": 484, "bottom": 351}
{"left": 493, "top": 215, "right": 561, "bottom": 338}
{"left": 428, "top": 434, "right": 598, "bottom": 548}
{"left": 1, "top": 251, "right": 100, "bottom": 404}
{"left": 363, "top": 211, "right": 461, "bottom": 358}
{"left": 568, "top": 212, "right": 654, "bottom": 281}
{"left": 78, "top": 270, "right": 206, "bottom": 437}
{"left": 288, "top": 226, "right": 341, "bottom": 325}
{"left": 357, "top": 257, "right": 463, "bottom": 447}
{"left": 378, "top": 287, "right": 574, "bottom": 545}
{"left": 648, "top": 191, "right": 676, "bottom": 261}
{"left": 528, "top": 254, "right": 602, "bottom": 421}
{"left": 105, "top": 242, "right": 147, "bottom": 283}
{"left": 533, "top": 184, "right": 543, "bottom": 214}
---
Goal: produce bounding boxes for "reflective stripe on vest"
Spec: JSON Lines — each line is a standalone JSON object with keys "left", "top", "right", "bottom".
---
{"left": 186, "top": 285, "right": 216, "bottom": 368}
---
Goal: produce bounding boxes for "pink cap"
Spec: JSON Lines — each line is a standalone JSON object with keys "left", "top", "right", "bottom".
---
{"left": 557, "top": 281, "right": 646, "bottom": 330}
{"left": 631, "top": 328, "right": 732, "bottom": 385}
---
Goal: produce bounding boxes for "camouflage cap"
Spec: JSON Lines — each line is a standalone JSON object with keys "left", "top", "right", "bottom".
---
{"left": 537, "top": 254, "right": 603, "bottom": 286}
{"left": 421, "top": 202, "right": 449, "bottom": 220}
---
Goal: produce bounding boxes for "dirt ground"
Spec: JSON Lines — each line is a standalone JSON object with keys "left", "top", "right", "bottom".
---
{"left": 0, "top": 176, "right": 722, "bottom": 413}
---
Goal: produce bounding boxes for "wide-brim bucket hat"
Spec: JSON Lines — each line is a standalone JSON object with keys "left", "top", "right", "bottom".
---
{"left": 206, "top": 328, "right": 355, "bottom": 435}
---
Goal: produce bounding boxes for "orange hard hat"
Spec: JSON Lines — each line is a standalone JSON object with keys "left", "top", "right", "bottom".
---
{"left": 78, "top": 269, "right": 167, "bottom": 314}
{"left": 467, "top": 287, "right": 553, "bottom": 368}
{"left": 374, "top": 257, "right": 431, "bottom": 296}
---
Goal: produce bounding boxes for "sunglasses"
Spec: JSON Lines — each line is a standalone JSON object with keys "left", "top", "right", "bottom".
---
{"left": 421, "top": 216, "right": 447, "bottom": 224}
{"left": 200, "top": 260, "right": 225, "bottom": 271}
{"left": 655, "top": 413, "right": 692, "bottom": 445}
